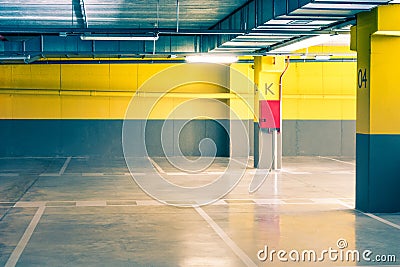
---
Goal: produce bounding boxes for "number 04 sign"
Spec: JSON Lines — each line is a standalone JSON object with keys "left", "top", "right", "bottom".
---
{"left": 358, "top": 68, "right": 367, "bottom": 89}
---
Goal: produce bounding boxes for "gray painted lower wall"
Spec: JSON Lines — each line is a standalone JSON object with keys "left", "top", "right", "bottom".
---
{"left": 144, "top": 119, "right": 230, "bottom": 157}
{"left": 282, "top": 120, "right": 355, "bottom": 157}
{"left": 0, "top": 119, "right": 355, "bottom": 158}
{"left": 0, "top": 119, "right": 230, "bottom": 157}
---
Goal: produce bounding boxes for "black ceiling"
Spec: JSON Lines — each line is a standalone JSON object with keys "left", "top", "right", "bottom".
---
{"left": 0, "top": 0, "right": 395, "bottom": 62}
{"left": 0, "top": 0, "right": 248, "bottom": 29}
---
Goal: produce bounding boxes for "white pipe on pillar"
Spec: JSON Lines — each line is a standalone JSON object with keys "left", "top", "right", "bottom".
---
{"left": 273, "top": 129, "right": 278, "bottom": 170}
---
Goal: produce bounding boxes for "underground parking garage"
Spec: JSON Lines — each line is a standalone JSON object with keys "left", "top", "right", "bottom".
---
{"left": 0, "top": 1, "right": 400, "bottom": 266}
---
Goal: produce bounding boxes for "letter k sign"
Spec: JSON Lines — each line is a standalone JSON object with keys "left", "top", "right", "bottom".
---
{"left": 265, "top": 83, "right": 274, "bottom": 95}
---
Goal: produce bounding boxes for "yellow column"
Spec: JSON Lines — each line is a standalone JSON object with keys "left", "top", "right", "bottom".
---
{"left": 254, "top": 56, "right": 286, "bottom": 169}
{"left": 229, "top": 63, "right": 255, "bottom": 156}
{"left": 351, "top": 4, "right": 400, "bottom": 212}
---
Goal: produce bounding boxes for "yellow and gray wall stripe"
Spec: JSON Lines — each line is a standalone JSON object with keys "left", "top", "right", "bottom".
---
{"left": 282, "top": 54, "right": 356, "bottom": 156}
{"left": 0, "top": 50, "right": 356, "bottom": 158}
{"left": 0, "top": 63, "right": 235, "bottom": 157}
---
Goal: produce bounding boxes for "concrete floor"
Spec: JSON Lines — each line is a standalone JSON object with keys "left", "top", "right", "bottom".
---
{"left": 0, "top": 156, "right": 399, "bottom": 266}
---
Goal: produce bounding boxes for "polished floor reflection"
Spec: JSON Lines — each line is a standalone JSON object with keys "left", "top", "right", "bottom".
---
{"left": 0, "top": 156, "right": 399, "bottom": 266}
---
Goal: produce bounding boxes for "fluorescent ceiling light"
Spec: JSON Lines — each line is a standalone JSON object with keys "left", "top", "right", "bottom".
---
{"left": 315, "top": 55, "right": 331, "bottom": 60}
{"left": 270, "top": 34, "right": 338, "bottom": 52}
{"left": 80, "top": 34, "right": 159, "bottom": 41}
{"left": 185, "top": 55, "right": 238, "bottom": 64}
{"left": 0, "top": 56, "right": 29, "bottom": 63}
{"left": 303, "top": 3, "right": 375, "bottom": 10}
{"left": 0, "top": 55, "right": 40, "bottom": 63}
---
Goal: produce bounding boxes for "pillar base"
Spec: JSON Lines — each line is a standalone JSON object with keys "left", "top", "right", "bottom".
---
{"left": 356, "top": 133, "right": 400, "bottom": 213}
{"left": 254, "top": 122, "right": 280, "bottom": 170}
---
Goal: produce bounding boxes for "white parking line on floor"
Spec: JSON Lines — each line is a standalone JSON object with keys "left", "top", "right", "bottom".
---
{"left": 195, "top": 207, "right": 258, "bottom": 267}
{"left": 165, "top": 171, "right": 224, "bottom": 176}
{"left": 206, "top": 171, "right": 225, "bottom": 175}
{"left": 310, "top": 198, "right": 343, "bottom": 204}
{"left": 211, "top": 199, "right": 228, "bottom": 205}
{"left": 148, "top": 157, "right": 166, "bottom": 174}
{"left": 136, "top": 200, "right": 163, "bottom": 206}
{"left": 328, "top": 171, "right": 355, "bottom": 174}
{"left": 11, "top": 198, "right": 358, "bottom": 208}
{"left": 0, "top": 173, "right": 19, "bottom": 177}
{"left": 337, "top": 201, "right": 400, "bottom": 230}
{"left": 246, "top": 169, "right": 270, "bottom": 174}
{"left": 39, "top": 173, "right": 60, "bottom": 177}
{"left": 254, "top": 199, "right": 285, "bottom": 205}
{"left": 165, "top": 172, "right": 193, "bottom": 176}
{"left": 76, "top": 201, "right": 107, "bottom": 207}
{"left": 14, "top": 202, "right": 46, "bottom": 208}
{"left": 364, "top": 213, "right": 400, "bottom": 230}
{"left": 125, "top": 172, "right": 146, "bottom": 176}
{"left": 230, "top": 157, "right": 253, "bottom": 168}
{"left": 58, "top": 156, "right": 72, "bottom": 175}
{"left": 5, "top": 206, "right": 45, "bottom": 267}
{"left": 281, "top": 169, "right": 311, "bottom": 174}
{"left": 82, "top": 173, "right": 105, "bottom": 176}
{"left": 41, "top": 173, "right": 137, "bottom": 177}
{"left": 318, "top": 156, "right": 356, "bottom": 166}
{"left": 0, "top": 156, "right": 87, "bottom": 159}
{"left": 336, "top": 200, "right": 355, "bottom": 209}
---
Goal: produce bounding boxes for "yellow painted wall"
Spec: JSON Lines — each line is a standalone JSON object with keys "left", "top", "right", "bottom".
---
{"left": 282, "top": 49, "right": 356, "bottom": 120}
{"left": 0, "top": 63, "right": 230, "bottom": 119}
{"left": 282, "top": 61, "right": 356, "bottom": 120}
{"left": 0, "top": 51, "right": 356, "bottom": 121}
{"left": 230, "top": 63, "right": 255, "bottom": 120}
{"left": 236, "top": 49, "right": 356, "bottom": 121}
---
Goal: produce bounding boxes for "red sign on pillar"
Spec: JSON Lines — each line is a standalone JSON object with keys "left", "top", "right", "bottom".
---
{"left": 259, "top": 100, "right": 280, "bottom": 129}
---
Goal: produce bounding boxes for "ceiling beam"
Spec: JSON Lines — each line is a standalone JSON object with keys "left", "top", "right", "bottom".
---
{"left": 206, "top": 0, "right": 390, "bottom": 53}
{"left": 0, "top": 28, "right": 248, "bottom": 35}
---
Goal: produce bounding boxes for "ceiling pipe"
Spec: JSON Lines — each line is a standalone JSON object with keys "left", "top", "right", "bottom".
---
{"left": 80, "top": 0, "right": 88, "bottom": 28}
{"left": 156, "top": 0, "right": 160, "bottom": 28}
{"left": 40, "top": 35, "right": 44, "bottom": 57}
{"left": 1, "top": 27, "right": 248, "bottom": 36}
{"left": 22, "top": 40, "right": 26, "bottom": 55}
{"left": 279, "top": 56, "right": 290, "bottom": 138}
{"left": 176, "top": 0, "right": 180, "bottom": 33}
{"left": 0, "top": 27, "right": 349, "bottom": 37}
{"left": 80, "top": 33, "right": 159, "bottom": 41}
